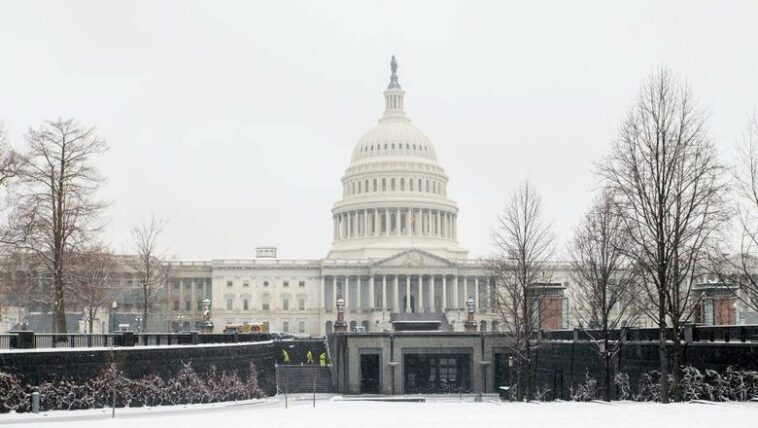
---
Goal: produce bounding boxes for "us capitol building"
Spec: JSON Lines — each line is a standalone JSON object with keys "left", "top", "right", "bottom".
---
{"left": 167, "top": 58, "right": 528, "bottom": 336}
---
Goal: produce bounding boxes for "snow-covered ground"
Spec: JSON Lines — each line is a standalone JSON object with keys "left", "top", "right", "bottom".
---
{"left": 1, "top": 395, "right": 756, "bottom": 428}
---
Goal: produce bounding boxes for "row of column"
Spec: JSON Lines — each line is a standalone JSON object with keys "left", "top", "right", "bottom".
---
{"left": 333, "top": 208, "right": 457, "bottom": 241}
{"left": 321, "top": 274, "right": 491, "bottom": 313}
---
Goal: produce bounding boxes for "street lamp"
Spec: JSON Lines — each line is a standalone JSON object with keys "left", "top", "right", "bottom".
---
{"left": 465, "top": 296, "right": 477, "bottom": 332}
{"left": 110, "top": 301, "right": 118, "bottom": 333}
{"left": 177, "top": 312, "right": 184, "bottom": 333}
{"left": 201, "top": 297, "right": 213, "bottom": 333}
{"left": 334, "top": 296, "right": 347, "bottom": 333}
{"left": 134, "top": 316, "right": 142, "bottom": 334}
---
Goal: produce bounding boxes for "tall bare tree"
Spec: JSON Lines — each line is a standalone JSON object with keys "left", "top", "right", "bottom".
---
{"left": 129, "top": 215, "right": 170, "bottom": 333}
{"left": 598, "top": 69, "right": 727, "bottom": 402}
{"left": 569, "top": 190, "right": 640, "bottom": 401}
{"left": 69, "top": 246, "right": 117, "bottom": 333}
{"left": 13, "top": 119, "right": 108, "bottom": 333}
{"left": 714, "top": 116, "right": 758, "bottom": 312}
{"left": 486, "top": 180, "right": 554, "bottom": 401}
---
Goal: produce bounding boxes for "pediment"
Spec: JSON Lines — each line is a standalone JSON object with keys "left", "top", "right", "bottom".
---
{"left": 372, "top": 249, "right": 453, "bottom": 268}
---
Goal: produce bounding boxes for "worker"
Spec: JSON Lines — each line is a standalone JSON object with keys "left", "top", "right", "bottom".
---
{"left": 281, "top": 349, "right": 290, "bottom": 364}
{"left": 319, "top": 352, "right": 328, "bottom": 367}
{"left": 306, "top": 350, "right": 314, "bottom": 364}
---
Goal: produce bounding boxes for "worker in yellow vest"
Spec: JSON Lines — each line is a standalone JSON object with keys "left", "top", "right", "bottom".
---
{"left": 306, "top": 350, "right": 314, "bottom": 364}
{"left": 319, "top": 352, "right": 328, "bottom": 367}
{"left": 281, "top": 349, "right": 290, "bottom": 364}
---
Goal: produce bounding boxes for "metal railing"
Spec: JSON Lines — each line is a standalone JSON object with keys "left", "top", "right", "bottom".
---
{"left": 533, "top": 325, "right": 758, "bottom": 344}
{"left": 0, "top": 331, "right": 273, "bottom": 350}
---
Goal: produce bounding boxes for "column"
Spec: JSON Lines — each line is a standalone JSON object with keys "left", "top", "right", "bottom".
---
{"left": 416, "top": 275, "right": 424, "bottom": 312}
{"left": 384, "top": 210, "right": 390, "bottom": 236}
{"left": 475, "top": 277, "right": 480, "bottom": 311}
{"left": 453, "top": 275, "right": 459, "bottom": 309}
{"left": 396, "top": 208, "right": 401, "bottom": 236}
{"left": 333, "top": 216, "right": 337, "bottom": 240}
{"left": 357, "top": 276, "right": 362, "bottom": 310}
{"left": 321, "top": 276, "right": 327, "bottom": 308}
{"left": 382, "top": 275, "right": 387, "bottom": 309}
{"left": 344, "top": 276, "right": 351, "bottom": 309}
{"left": 442, "top": 275, "right": 447, "bottom": 312}
{"left": 463, "top": 276, "right": 468, "bottom": 302}
{"left": 369, "top": 275, "right": 375, "bottom": 309}
{"left": 393, "top": 276, "right": 399, "bottom": 311}
{"left": 374, "top": 210, "right": 379, "bottom": 236}
{"left": 405, "top": 275, "right": 411, "bottom": 312}
{"left": 406, "top": 208, "right": 412, "bottom": 236}
{"left": 364, "top": 210, "right": 369, "bottom": 237}
{"left": 437, "top": 211, "right": 441, "bottom": 237}
{"left": 347, "top": 212, "right": 352, "bottom": 239}
{"left": 431, "top": 275, "right": 436, "bottom": 311}
{"left": 332, "top": 276, "right": 337, "bottom": 309}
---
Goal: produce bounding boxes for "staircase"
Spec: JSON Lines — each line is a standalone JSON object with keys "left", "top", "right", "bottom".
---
{"left": 275, "top": 365, "right": 335, "bottom": 394}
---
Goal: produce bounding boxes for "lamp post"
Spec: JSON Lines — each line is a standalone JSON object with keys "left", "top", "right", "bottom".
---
{"left": 334, "top": 296, "right": 347, "bottom": 332}
{"left": 110, "top": 301, "right": 118, "bottom": 333}
{"left": 201, "top": 297, "right": 213, "bottom": 333}
{"left": 135, "top": 316, "right": 142, "bottom": 334}
{"left": 177, "top": 312, "right": 184, "bottom": 333}
{"left": 464, "top": 296, "right": 477, "bottom": 332}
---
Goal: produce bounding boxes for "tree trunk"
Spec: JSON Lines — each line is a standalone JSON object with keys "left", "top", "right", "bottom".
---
{"left": 671, "top": 334, "right": 683, "bottom": 402}
{"left": 53, "top": 278, "right": 67, "bottom": 334}
{"left": 142, "top": 287, "right": 148, "bottom": 333}
{"left": 658, "top": 322, "right": 669, "bottom": 403}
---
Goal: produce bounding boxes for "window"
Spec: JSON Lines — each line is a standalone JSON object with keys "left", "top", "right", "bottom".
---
{"left": 283, "top": 296, "right": 290, "bottom": 311}
{"left": 226, "top": 298, "right": 233, "bottom": 311}
{"left": 262, "top": 294, "right": 270, "bottom": 311}
{"left": 226, "top": 281, "right": 233, "bottom": 287}
{"left": 173, "top": 300, "right": 179, "bottom": 311}
{"left": 400, "top": 178, "right": 405, "bottom": 191}
{"left": 243, "top": 298, "right": 249, "bottom": 311}
{"left": 298, "top": 320, "right": 306, "bottom": 334}
{"left": 373, "top": 179, "right": 377, "bottom": 192}
{"left": 299, "top": 281, "right": 305, "bottom": 287}
{"left": 391, "top": 178, "right": 395, "bottom": 191}
{"left": 282, "top": 321, "right": 289, "bottom": 333}
{"left": 382, "top": 179, "right": 386, "bottom": 191}
{"left": 197, "top": 300, "right": 203, "bottom": 311}
{"left": 263, "top": 281, "right": 269, "bottom": 287}
{"left": 242, "top": 280, "right": 249, "bottom": 287}
{"left": 185, "top": 300, "right": 191, "bottom": 311}
{"left": 283, "top": 281, "right": 289, "bottom": 287}
{"left": 299, "top": 297, "right": 306, "bottom": 311}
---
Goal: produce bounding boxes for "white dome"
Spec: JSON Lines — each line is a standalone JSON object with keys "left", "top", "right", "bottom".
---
{"left": 351, "top": 117, "right": 438, "bottom": 163}
{"left": 327, "top": 57, "right": 468, "bottom": 261}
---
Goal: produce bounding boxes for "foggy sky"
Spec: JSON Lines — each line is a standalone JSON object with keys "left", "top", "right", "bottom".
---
{"left": 1, "top": 0, "right": 756, "bottom": 261}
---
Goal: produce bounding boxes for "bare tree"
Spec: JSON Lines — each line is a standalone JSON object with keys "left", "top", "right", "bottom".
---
{"left": 68, "top": 246, "right": 117, "bottom": 333}
{"left": 12, "top": 119, "right": 108, "bottom": 333}
{"left": 598, "top": 69, "right": 728, "bottom": 402}
{"left": 569, "top": 190, "right": 640, "bottom": 401}
{"left": 486, "top": 180, "right": 554, "bottom": 401}
{"left": 129, "top": 215, "right": 170, "bottom": 333}
{"left": 714, "top": 116, "right": 758, "bottom": 312}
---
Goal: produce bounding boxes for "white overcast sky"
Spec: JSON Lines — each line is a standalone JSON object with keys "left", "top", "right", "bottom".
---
{"left": 1, "top": 1, "right": 757, "bottom": 261}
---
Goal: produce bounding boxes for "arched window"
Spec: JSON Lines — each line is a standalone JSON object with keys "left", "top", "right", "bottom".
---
{"left": 261, "top": 294, "right": 270, "bottom": 311}
{"left": 281, "top": 294, "right": 291, "bottom": 311}
{"left": 365, "top": 180, "right": 369, "bottom": 193}
{"left": 426, "top": 180, "right": 430, "bottom": 192}
{"left": 418, "top": 179, "right": 422, "bottom": 191}
{"left": 382, "top": 178, "right": 386, "bottom": 191}
{"left": 391, "top": 178, "right": 396, "bottom": 191}
{"left": 373, "top": 179, "right": 377, "bottom": 192}
{"left": 409, "top": 179, "right": 414, "bottom": 191}
{"left": 480, "top": 320, "right": 487, "bottom": 332}
{"left": 400, "top": 178, "right": 405, "bottom": 191}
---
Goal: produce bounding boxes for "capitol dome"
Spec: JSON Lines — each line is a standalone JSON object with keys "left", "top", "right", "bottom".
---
{"left": 327, "top": 57, "right": 468, "bottom": 260}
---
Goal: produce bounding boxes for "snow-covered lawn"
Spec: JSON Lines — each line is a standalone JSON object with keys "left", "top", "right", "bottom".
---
{"left": 2, "top": 395, "right": 756, "bottom": 428}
